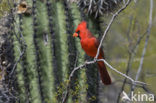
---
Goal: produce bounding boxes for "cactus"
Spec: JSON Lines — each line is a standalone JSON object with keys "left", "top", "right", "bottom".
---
{"left": 78, "top": 0, "right": 121, "bottom": 17}
{"left": 1, "top": 0, "right": 115, "bottom": 103}
{"left": 0, "top": 15, "right": 17, "bottom": 103}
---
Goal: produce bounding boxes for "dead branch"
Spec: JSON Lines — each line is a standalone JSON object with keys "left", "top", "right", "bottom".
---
{"left": 62, "top": 0, "right": 147, "bottom": 103}
{"left": 131, "top": 0, "right": 153, "bottom": 91}
{"left": 117, "top": 15, "right": 147, "bottom": 102}
{"left": 95, "top": 0, "right": 132, "bottom": 60}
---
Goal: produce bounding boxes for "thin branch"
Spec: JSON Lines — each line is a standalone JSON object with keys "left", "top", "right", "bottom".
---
{"left": 126, "top": 16, "right": 133, "bottom": 44}
{"left": 117, "top": 51, "right": 133, "bottom": 103}
{"left": 95, "top": 0, "right": 132, "bottom": 60}
{"left": 62, "top": 61, "right": 94, "bottom": 103}
{"left": 62, "top": 58, "right": 146, "bottom": 103}
{"left": 117, "top": 16, "right": 147, "bottom": 102}
{"left": 131, "top": 0, "right": 153, "bottom": 91}
{"left": 97, "top": 59, "right": 146, "bottom": 86}
{"left": 62, "top": 0, "right": 133, "bottom": 103}
{"left": 9, "top": 46, "right": 26, "bottom": 76}
{"left": 9, "top": 14, "right": 27, "bottom": 77}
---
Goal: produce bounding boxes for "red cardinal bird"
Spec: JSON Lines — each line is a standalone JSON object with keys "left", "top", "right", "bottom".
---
{"left": 73, "top": 21, "right": 111, "bottom": 85}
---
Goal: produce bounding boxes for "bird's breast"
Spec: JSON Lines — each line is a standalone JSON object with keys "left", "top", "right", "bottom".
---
{"left": 80, "top": 39, "right": 97, "bottom": 57}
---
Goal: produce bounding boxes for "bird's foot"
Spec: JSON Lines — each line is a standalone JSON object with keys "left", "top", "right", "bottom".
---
{"left": 94, "top": 58, "right": 97, "bottom": 62}
{"left": 85, "top": 60, "right": 89, "bottom": 63}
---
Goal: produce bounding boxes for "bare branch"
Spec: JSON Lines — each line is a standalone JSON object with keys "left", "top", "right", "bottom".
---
{"left": 62, "top": 0, "right": 136, "bottom": 102}
{"left": 9, "top": 45, "right": 26, "bottom": 76}
{"left": 117, "top": 17, "right": 134, "bottom": 103}
{"left": 62, "top": 61, "right": 94, "bottom": 103}
{"left": 117, "top": 16, "right": 147, "bottom": 103}
{"left": 131, "top": 0, "right": 153, "bottom": 91}
{"left": 95, "top": 0, "right": 132, "bottom": 60}
{"left": 97, "top": 59, "right": 146, "bottom": 86}
{"left": 9, "top": 14, "right": 27, "bottom": 77}
{"left": 62, "top": 58, "right": 146, "bottom": 103}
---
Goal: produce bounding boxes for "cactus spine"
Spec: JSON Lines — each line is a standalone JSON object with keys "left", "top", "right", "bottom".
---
{"left": 10, "top": 1, "right": 101, "bottom": 103}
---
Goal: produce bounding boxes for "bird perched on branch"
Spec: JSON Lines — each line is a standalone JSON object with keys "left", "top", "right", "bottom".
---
{"left": 73, "top": 21, "right": 111, "bottom": 85}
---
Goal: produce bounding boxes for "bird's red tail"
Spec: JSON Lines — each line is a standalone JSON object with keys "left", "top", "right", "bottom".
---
{"left": 97, "top": 61, "right": 111, "bottom": 85}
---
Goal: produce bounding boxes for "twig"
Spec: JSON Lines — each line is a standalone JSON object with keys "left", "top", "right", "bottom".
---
{"left": 95, "top": 0, "right": 132, "bottom": 60}
{"left": 62, "top": 0, "right": 133, "bottom": 103}
{"left": 117, "top": 0, "right": 153, "bottom": 99}
{"left": 131, "top": 0, "right": 153, "bottom": 91}
{"left": 117, "top": 16, "right": 147, "bottom": 102}
{"left": 62, "top": 58, "right": 146, "bottom": 103}
{"left": 9, "top": 46, "right": 26, "bottom": 76}
{"left": 117, "top": 46, "right": 133, "bottom": 103}
{"left": 62, "top": 61, "right": 94, "bottom": 103}
{"left": 126, "top": 16, "right": 133, "bottom": 44}
{"left": 97, "top": 59, "right": 146, "bottom": 86}
{"left": 9, "top": 14, "right": 27, "bottom": 77}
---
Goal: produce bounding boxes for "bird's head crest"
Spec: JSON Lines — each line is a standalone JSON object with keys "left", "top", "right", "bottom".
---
{"left": 73, "top": 21, "right": 88, "bottom": 38}
{"left": 75, "top": 21, "right": 87, "bottom": 32}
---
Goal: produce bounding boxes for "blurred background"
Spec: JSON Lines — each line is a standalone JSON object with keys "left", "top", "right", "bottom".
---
{"left": 0, "top": 0, "right": 155, "bottom": 103}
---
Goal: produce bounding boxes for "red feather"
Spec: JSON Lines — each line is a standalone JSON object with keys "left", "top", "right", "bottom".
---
{"left": 73, "top": 21, "right": 112, "bottom": 85}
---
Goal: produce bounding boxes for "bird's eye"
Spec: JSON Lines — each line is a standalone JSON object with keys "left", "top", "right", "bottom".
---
{"left": 77, "top": 30, "right": 80, "bottom": 34}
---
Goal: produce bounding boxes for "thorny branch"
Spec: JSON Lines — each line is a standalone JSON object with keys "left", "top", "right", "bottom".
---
{"left": 62, "top": 0, "right": 147, "bottom": 103}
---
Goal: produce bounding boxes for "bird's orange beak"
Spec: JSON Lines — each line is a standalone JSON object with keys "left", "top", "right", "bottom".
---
{"left": 73, "top": 32, "right": 78, "bottom": 37}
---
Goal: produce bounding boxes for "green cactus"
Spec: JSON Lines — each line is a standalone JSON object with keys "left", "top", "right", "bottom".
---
{"left": 4, "top": 0, "right": 104, "bottom": 103}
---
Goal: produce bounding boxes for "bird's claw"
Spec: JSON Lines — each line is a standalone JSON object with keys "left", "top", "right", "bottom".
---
{"left": 94, "top": 58, "right": 97, "bottom": 62}
{"left": 85, "top": 60, "right": 88, "bottom": 63}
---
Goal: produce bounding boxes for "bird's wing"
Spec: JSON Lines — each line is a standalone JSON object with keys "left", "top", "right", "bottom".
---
{"left": 94, "top": 38, "right": 105, "bottom": 58}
